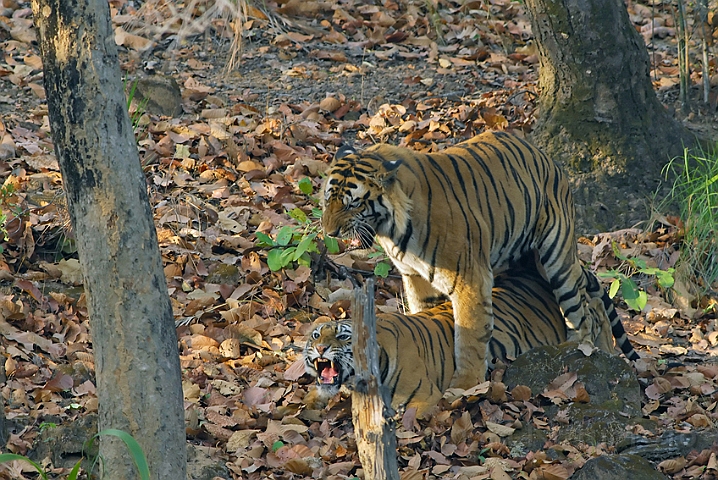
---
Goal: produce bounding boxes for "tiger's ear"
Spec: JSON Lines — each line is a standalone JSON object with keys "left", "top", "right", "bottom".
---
{"left": 310, "top": 315, "right": 334, "bottom": 329}
{"left": 378, "top": 158, "right": 402, "bottom": 187}
{"left": 335, "top": 144, "right": 356, "bottom": 160}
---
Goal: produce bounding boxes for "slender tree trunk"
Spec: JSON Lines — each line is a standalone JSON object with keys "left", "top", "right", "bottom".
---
{"left": 31, "top": 1, "right": 187, "bottom": 479}
{"left": 351, "top": 279, "right": 400, "bottom": 480}
{"left": 524, "top": 0, "right": 695, "bottom": 233}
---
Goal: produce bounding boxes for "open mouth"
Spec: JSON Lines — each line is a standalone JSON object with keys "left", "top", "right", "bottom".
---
{"left": 314, "top": 359, "right": 341, "bottom": 386}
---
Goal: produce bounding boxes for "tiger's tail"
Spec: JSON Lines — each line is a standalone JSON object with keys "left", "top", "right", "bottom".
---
{"left": 584, "top": 269, "right": 640, "bottom": 361}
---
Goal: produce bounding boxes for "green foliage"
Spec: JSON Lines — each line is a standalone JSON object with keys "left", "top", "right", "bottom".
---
{"left": 597, "top": 243, "right": 675, "bottom": 312}
{"left": 272, "top": 440, "right": 285, "bottom": 452}
{"left": 260, "top": 222, "right": 322, "bottom": 272}
{"left": 124, "top": 78, "right": 148, "bottom": 133}
{"left": 477, "top": 447, "right": 490, "bottom": 464}
{"left": 258, "top": 178, "right": 394, "bottom": 276}
{"left": 297, "top": 177, "right": 313, "bottom": 195}
{"left": 86, "top": 429, "right": 150, "bottom": 480}
{"left": 257, "top": 180, "right": 340, "bottom": 272}
{"left": 0, "top": 429, "right": 149, "bottom": 480}
{"left": 38, "top": 422, "right": 58, "bottom": 433}
{"left": 367, "top": 245, "right": 392, "bottom": 278}
{"left": 663, "top": 147, "right": 718, "bottom": 292}
{"left": 373, "top": 261, "right": 392, "bottom": 278}
{"left": 0, "top": 454, "right": 50, "bottom": 480}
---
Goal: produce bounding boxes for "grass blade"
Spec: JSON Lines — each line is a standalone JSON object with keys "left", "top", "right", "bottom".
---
{"left": 0, "top": 454, "right": 48, "bottom": 480}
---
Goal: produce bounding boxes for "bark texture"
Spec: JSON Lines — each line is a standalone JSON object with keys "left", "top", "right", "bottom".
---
{"left": 31, "top": 1, "right": 186, "bottom": 478}
{"left": 524, "top": 0, "right": 694, "bottom": 233}
{"left": 351, "top": 279, "right": 400, "bottom": 480}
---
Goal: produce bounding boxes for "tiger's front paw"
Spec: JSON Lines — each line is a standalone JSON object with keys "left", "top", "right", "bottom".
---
{"left": 304, "top": 387, "right": 330, "bottom": 410}
{"left": 448, "top": 370, "right": 484, "bottom": 390}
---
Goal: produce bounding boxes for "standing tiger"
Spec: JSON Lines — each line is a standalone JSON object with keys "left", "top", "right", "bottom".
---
{"left": 321, "top": 130, "right": 636, "bottom": 388}
{"left": 303, "top": 263, "right": 637, "bottom": 415}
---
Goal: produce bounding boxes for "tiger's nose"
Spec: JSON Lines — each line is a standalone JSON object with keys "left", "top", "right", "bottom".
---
{"left": 316, "top": 344, "right": 327, "bottom": 355}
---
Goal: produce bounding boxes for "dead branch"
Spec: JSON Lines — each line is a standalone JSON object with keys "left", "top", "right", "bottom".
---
{"left": 351, "top": 277, "right": 400, "bottom": 480}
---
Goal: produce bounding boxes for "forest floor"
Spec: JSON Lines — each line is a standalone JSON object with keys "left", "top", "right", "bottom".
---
{"left": 0, "top": 0, "right": 718, "bottom": 479}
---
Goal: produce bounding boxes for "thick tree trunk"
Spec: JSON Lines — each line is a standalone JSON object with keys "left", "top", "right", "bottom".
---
{"left": 351, "top": 279, "right": 400, "bottom": 480}
{"left": 31, "top": 1, "right": 187, "bottom": 479}
{"left": 524, "top": 0, "right": 695, "bottom": 233}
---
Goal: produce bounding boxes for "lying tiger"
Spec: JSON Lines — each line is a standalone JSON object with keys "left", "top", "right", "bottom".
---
{"left": 321, "top": 131, "right": 638, "bottom": 388}
{"left": 303, "top": 264, "right": 636, "bottom": 415}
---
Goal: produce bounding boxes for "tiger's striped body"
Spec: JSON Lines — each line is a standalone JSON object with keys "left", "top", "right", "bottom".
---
{"left": 321, "top": 131, "right": 637, "bottom": 388}
{"left": 303, "top": 267, "right": 568, "bottom": 415}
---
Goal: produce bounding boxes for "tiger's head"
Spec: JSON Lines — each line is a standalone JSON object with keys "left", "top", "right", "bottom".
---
{"left": 321, "top": 144, "right": 411, "bottom": 247}
{"left": 303, "top": 320, "right": 354, "bottom": 398}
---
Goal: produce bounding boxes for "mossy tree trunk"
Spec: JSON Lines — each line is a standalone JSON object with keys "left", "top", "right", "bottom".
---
{"left": 31, "top": 1, "right": 187, "bottom": 478}
{"left": 524, "top": 0, "right": 695, "bottom": 233}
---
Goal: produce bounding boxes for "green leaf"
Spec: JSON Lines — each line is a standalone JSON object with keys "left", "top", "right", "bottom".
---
{"left": 297, "top": 252, "right": 312, "bottom": 267}
{"left": 255, "top": 231, "right": 275, "bottom": 247}
{"left": 324, "top": 236, "right": 339, "bottom": 254}
{"left": 0, "top": 454, "right": 47, "bottom": 480}
{"left": 621, "top": 278, "right": 646, "bottom": 312}
{"left": 67, "top": 459, "right": 83, "bottom": 480}
{"left": 289, "top": 207, "right": 309, "bottom": 224}
{"left": 276, "top": 226, "right": 294, "bottom": 246}
{"left": 608, "top": 278, "right": 620, "bottom": 298}
{"left": 294, "top": 234, "right": 316, "bottom": 260}
{"left": 374, "top": 261, "right": 391, "bottom": 278}
{"left": 272, "top": 440, "right": 285, "bottom": 452}
{"left": 280, "top": 247, "right": 297, "bottom": 267}
{"left": 311, "top": 207, "right": 323, "bottom": 219}
{"left": 298, "top": 177, "right": 313, "bottom": 195}
{"left": 630, "top": 257, "right": 648, "bottom": 270}
{"left": 267, "top": 249, "right": 283, "bottom": 271}
{"left": 597, "top": 270, "right": 618, "bottom": 279}
{"left": 656, "top": 270, "right": 675, "bottom": 288}
{"left": 89, "top": 429, "right": 150, "bottom": 480}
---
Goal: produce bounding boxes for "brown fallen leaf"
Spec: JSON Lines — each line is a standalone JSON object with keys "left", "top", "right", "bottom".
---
{"left": 113, "top": 26, "right": 153, "bottom": 50}
{"left": 450, "top": 410, "right": 473, "bottom": 445}
{"left": 43, "top": 373, "right": 74, "bottom": 392}
{"left": 511, "top": 384, "right": 532, "bottom": 401}
{"left": 485, "top": 421, "right": 515, "bottom": 437}
{"left": 658, "top": 457, "right": 687, "bottom": 474}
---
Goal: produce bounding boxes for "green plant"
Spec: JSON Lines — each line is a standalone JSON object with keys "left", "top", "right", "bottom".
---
{"left": 256, "top": 208, "right": 339, "bottom": 272}
{"left": 38, "top": 422, "right": 58, "bottom": 433}
{"left": 124, "top": 78, "right": 149, "bottom": 133}
{"left": 662, "top": 147, "right": 718, "bottom": 293}
{"left": 258, "top": 177, "right": 394, "bottom": 276}
{"left": 0, "top": 453, "right": 53, "bottom": 480}
{"left": 86, "top": 429, "right": 150, "bottom": 480}
{"left": 477, "top": 446, "right": 490, "bottom": 464}
{"left": 0, "top": 429, "right": 149, "bottom": 480}
{"left": 256, "top": 178, "right": 338, "bottom": 272}
{"left": 366, "top": 245, "right": 392, "bottom": 278}
{"left": 597, "top": 243, "right": 675, "bottom": 312}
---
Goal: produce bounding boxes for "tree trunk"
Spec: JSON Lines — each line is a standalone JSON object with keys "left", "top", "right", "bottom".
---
{"left": 524, "top": 0, "right": 695, "bottom": 234}
{"left": 31, "top": 1, "right": 187, "bottom": 479}
{"left": 351, "top": 279, "right": 400, "bottom": 480}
